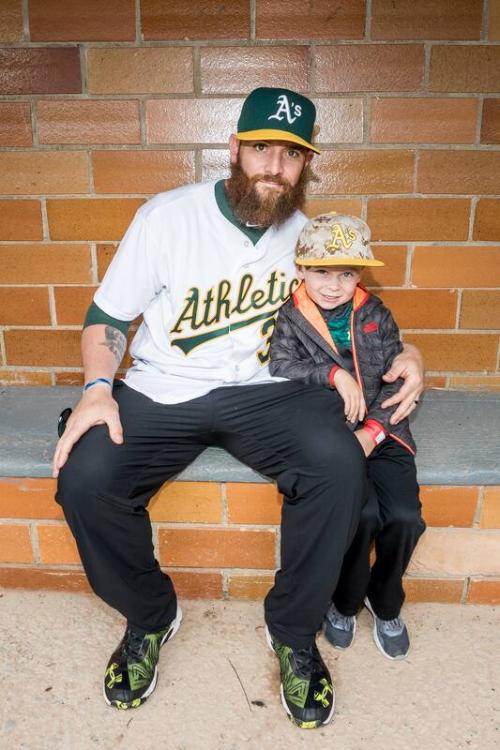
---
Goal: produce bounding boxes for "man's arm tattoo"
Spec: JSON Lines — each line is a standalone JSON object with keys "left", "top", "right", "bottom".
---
{"left": 100, "top": 326, "right": 127, "bottom": 365}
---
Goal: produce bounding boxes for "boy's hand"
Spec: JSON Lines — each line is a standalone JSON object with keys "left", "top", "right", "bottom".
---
{"left": 333, "top": 369, "right": 366, "bottom": 424}
{"left": 354, "top": 429, "right": 375, "bottom": 458}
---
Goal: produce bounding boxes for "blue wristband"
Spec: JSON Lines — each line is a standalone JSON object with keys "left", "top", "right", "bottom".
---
{"left": 83, "top": 377, "right": 112, "bottom": 393}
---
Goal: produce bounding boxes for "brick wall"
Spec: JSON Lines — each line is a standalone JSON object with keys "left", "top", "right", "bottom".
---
{"left": 0, "top": 478, "right": 499, "bottom": 603}
{"left": 0, "top": 0, "right": 499, "bottom": 388}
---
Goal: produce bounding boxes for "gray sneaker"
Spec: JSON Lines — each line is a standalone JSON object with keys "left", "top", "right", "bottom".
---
{"left": 364, "top": 597, "right": 410, "bottom": 660}
{"left": 324, "top": 603, "right": 356, "bottom": 650}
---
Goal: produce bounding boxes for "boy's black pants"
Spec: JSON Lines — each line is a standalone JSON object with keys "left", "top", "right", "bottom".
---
{"left": 56, "top": 380, "right": 365, "bottom": 650}
{"left": 332, "top": 439, "right": 426, "bottom": 621}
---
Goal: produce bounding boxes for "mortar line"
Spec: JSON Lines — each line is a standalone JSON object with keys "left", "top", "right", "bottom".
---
{"left": 48, "top": 286, "right": 57, "bottom": 326}
{"left": 135, "top": 0, "right": 142, "bottom": 43}
{"left": 249, "top": 0, "right": 256, "bottom": 41}
{"left": 482, "top": 0, "right": 490, "bottom": 40}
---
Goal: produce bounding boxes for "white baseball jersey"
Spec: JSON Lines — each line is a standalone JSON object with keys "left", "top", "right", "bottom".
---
{"left": 94, "top": 181, "right": 308, "bottom": 404}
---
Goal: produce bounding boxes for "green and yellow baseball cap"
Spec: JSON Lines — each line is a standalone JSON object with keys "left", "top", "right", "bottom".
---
{"left": 236, "top": 87, "right": 320, "bottom": 154}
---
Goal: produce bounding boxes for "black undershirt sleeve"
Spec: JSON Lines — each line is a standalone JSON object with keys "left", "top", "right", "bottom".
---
{"left": 83, "top": 301, "right": 131, "bottom": 338}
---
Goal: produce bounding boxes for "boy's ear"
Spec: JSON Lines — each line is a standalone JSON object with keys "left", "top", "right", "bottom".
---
{"left": 295, "top": 264, "right": 305, "bottom": 279}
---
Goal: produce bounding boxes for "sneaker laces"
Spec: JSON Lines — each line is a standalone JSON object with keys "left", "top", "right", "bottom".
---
{"left": 379, "top": 617, "right": 405, "bottom": 637}
{"left": 327, "top": 607, "right": 354, "bottom": 632}
{"left": 124, "top": 628, "right": 146, "bottom": 660}
{"left": 291, "top": 645, "right": 324, "bottom": 679}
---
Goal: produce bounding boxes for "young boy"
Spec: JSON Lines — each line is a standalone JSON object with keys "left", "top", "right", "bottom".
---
{"left": 269, "top": 213, "right": 426, "bottom": 660}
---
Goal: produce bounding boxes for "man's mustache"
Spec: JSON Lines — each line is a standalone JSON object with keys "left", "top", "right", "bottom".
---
{"left": 249, "top": 174, "right": 290, "bottom": 188}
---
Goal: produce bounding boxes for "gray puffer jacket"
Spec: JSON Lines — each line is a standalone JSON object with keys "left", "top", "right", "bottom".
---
{"left": 269, "top": 283, "right": 415, "bottom": 454}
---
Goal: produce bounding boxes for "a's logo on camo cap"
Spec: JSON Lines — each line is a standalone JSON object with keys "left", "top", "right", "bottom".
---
{"left": 295, "top": 213, "right": 385, "bottom": 267}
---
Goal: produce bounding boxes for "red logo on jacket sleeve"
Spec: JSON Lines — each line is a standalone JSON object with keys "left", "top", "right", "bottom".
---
{"left": 363, "top": 321, "right": 378, "bottom": 333}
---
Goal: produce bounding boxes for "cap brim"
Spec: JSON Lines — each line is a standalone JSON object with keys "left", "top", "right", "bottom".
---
{"left": 295, "top": 257, "right": 385, "bottom": 267}
{"left": 236, "top": 129, "right": 320, "bottom": 154}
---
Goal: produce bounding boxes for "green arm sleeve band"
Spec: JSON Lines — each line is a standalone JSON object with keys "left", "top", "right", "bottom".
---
{"left": 83, "top": 301, "right": 131, "bottom": 338}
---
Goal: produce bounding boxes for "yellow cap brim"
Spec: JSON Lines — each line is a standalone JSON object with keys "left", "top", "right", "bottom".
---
{"left": 236, "top": 129, "right": 320, "bottom": 154}
{"left": 295, "top": 257, "right": 385, "bottom": 267}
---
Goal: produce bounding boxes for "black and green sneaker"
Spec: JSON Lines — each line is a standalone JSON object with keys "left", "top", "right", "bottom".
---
{"left": 265, "top": 626, "right": 335, "bottom": 729}
{"left": 103, "top": 608, "right": 182, "bottom": 710}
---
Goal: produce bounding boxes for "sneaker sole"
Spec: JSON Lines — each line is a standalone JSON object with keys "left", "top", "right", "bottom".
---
{"left": 104, "top": 606, "right": 183, "bottom": 709}
{"left": 265, "top": 626, "right": 336, "bottom": 729}
{"left": 323, "top": 616, "right": 357, "bottom": 651}
{"left": 363, "top": 598, "right": 409, "bottom": 661}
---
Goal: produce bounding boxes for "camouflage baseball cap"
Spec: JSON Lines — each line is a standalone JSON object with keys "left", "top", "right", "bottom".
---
{"left": 295, "top": 213, "right": 384, "bottom": 267}
{"left": 236, "top": 87, "right": 320, "bottom": 154}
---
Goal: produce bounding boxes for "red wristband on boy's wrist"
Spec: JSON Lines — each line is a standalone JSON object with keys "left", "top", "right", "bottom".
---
{"left": 328, "top": 365, "right": 341, "bottom": 388}
{"left": 362, "top": 419, "right": 387, "bottom": 446}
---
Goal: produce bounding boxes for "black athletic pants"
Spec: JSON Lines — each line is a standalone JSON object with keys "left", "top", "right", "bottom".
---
{"left": 56, "top": 380, "right": 365, "bottom": 650}
{"left": 332, "top": 439, "right": 426, "bottom": 621}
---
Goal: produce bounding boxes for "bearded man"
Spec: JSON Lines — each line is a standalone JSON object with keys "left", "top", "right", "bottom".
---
{"left": 53, "top": 88, "right": 424, "bottom": 729}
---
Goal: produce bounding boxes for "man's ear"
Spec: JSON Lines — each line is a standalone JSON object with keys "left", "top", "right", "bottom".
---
{"left": 229, "top": 134, "right": 240, "bottom": 164}
{"left": 305, "top": 151, "right": 314, "bottom": 166}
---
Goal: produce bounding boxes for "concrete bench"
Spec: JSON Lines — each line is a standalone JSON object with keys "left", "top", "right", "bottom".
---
{"left": 0, "top": 386, "right": 499, "bottom": 603}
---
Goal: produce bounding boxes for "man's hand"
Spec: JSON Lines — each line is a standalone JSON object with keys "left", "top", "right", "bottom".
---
{"left": 354, "top": 428, "right": 374, "bottom": 458}
{"left": 52, "top": 386, "right": 123, "bottom": 478}
{"left": 381, "top": 343, "right": 424, "bottom": 424}
{"left": 334, "top": 369, "right": 366, "bottom": 424}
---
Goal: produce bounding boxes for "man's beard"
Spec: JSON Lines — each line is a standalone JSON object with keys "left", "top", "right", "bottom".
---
{"left": 225, "top": 158, "right": 311, "bottom": 228}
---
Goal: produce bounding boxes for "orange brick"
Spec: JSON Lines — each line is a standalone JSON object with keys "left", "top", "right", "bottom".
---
{"left": 481, "top": 99, "right": 500, "bottom": 144}
{"left": 4, "top": 330, "right": 81, "bottom": 367}
{"left": 0, "top": 152, "right": 88, "bottom": 195}
{"left": 372, "top": 0, "right": 482, "bottom": 40}
{"left": 88, "top": 48, "right": 193, "bottom": 95}
{"left": 158, "top": 528, "right": 276, "bottom": 569}
{"left": 0, "top": 524, "right": 32, "bottom": 563}
{"left": 409, "top": 528, "right": 500, "bottom": 577}
{"left": 0, "top": 243, "right": 92, "bottom": 284}
{"left": 363, "top": 246, "right": 408, "bottom": 288}
{"left": 96, "top": 243, "right": 118, "bottom": 280}
{"left": 47, "top": 199, "right": 144, "bottom": 241}
{"left": 200, "top": 47, "right": 308, "bottom": 93}
{"left": 303, "top": 198, "right": 362, "bottom": 219}
{"left": 490, "top": 0, "right": 500, "bottom": 40}
{"left": 460, "top": 291, "right": 500, "bottom": 329}
{"left": 0, "top": 287, "right": 50, "bottom": 326}
{"left": 0, "top": 567, "right": 90, "bottom": 592}
{"left": 147, "top": 99, "right": 241, "bottom": 144}
{"left": 370, "top": 98, "right": 477, "bottom": 144}
{"left": 29, "top": 0, "right": 135, "bottom": 41}
{"left": 0, "top": 370, "right": 52, "bottom": 386}
{"left": 92, "top": 150, "right": 195, "bottom": 194}
{"left": 142, "top": 0, "right": 248, "bottom": 40}
{"left": 429, "top": 46, "right": 500, "bottom": 93}
{"left": 468, "top": 579, "right": 500, "bottom": 604}
{"left": 226, "top": 483, "right": 282, "bottom": 525}
{"left": 403, "top": 577, "right": 464, "bottom": 603}
{"left": 474, "top": 199, "right": 500, "bottom": 241}
{"left": 0, "top": 201, "right": 43, "bottom": 240}
{"left": 228, "top": 575, "right": 274, "bottom": 600}
{"left": 449, "top": 376, "right": 500, "bottom": 390}
{"left": 420, "top": 486, "right": 479, "bottom": 528}
{"left": 0, "top": 478, "right": 61, "bottom": 520}
{"left": 0, "top": 48, "right": 81, "bottom": 95}
{"left": 38, "top": 524, "right": 80, "bottom": 564}
{"left": 55, "top": 372, "right": 84, "bottom": 386}
{"left": 368, "top": 199, "right": 470, "bottom": 241}
{"left": 315, "top": 44, "right": 424, "bottom": 92}
{"left": 256, "top": 0, "right": 365, "bottom": 39}
{"left": 376, "top": 289, "right": 457, "bottom": 329}
{"left": 38, "top": 101, "right": 140, "bottom": 145}
{"left": 201, "top": 149, "right": 230, "bottom": 181}
{"left": 411, "top": 246, "right": 500, "bottom": 288}
{"left": 417, "top": 151, "right": 500, "bottom": 194}
{"left": 54, "top": 286, "right": 96, "bottom": 325}
{"left": 311, "top": 98, "right": 364, "bottom": 144}
{"left": 168, "top": 571, "right": 223, "bottom": 599}
{"left": 149, "top": 482, "right": 222, "bottom": 523}
{"left": 480, "top": 487, "right": 500, "bottom": 528}
{"left": 424, "top": 376, "right": 447, "bottom": 388}
{"left": 403, "top": 333, "right": 498, "bottom": 371}
{"left": 314, "top": 150, "right": 414, "bottom": 195}
{"left": 0, "top": 0, "right": 23, "bottom": 42}
{"left": 0, "top": 102, "right": 32, "bottom": 146}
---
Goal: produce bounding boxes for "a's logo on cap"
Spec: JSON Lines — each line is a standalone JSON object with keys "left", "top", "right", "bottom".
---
{"left": 325, "top": 223, "right": 357, "bottom": 252}
{"left": 268, "top": 94, "right": 302, "bottom": 124}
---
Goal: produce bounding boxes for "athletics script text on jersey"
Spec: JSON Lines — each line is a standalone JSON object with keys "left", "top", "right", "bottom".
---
{"left": 170, "top": 269, "right": 298, "bottom": 361}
